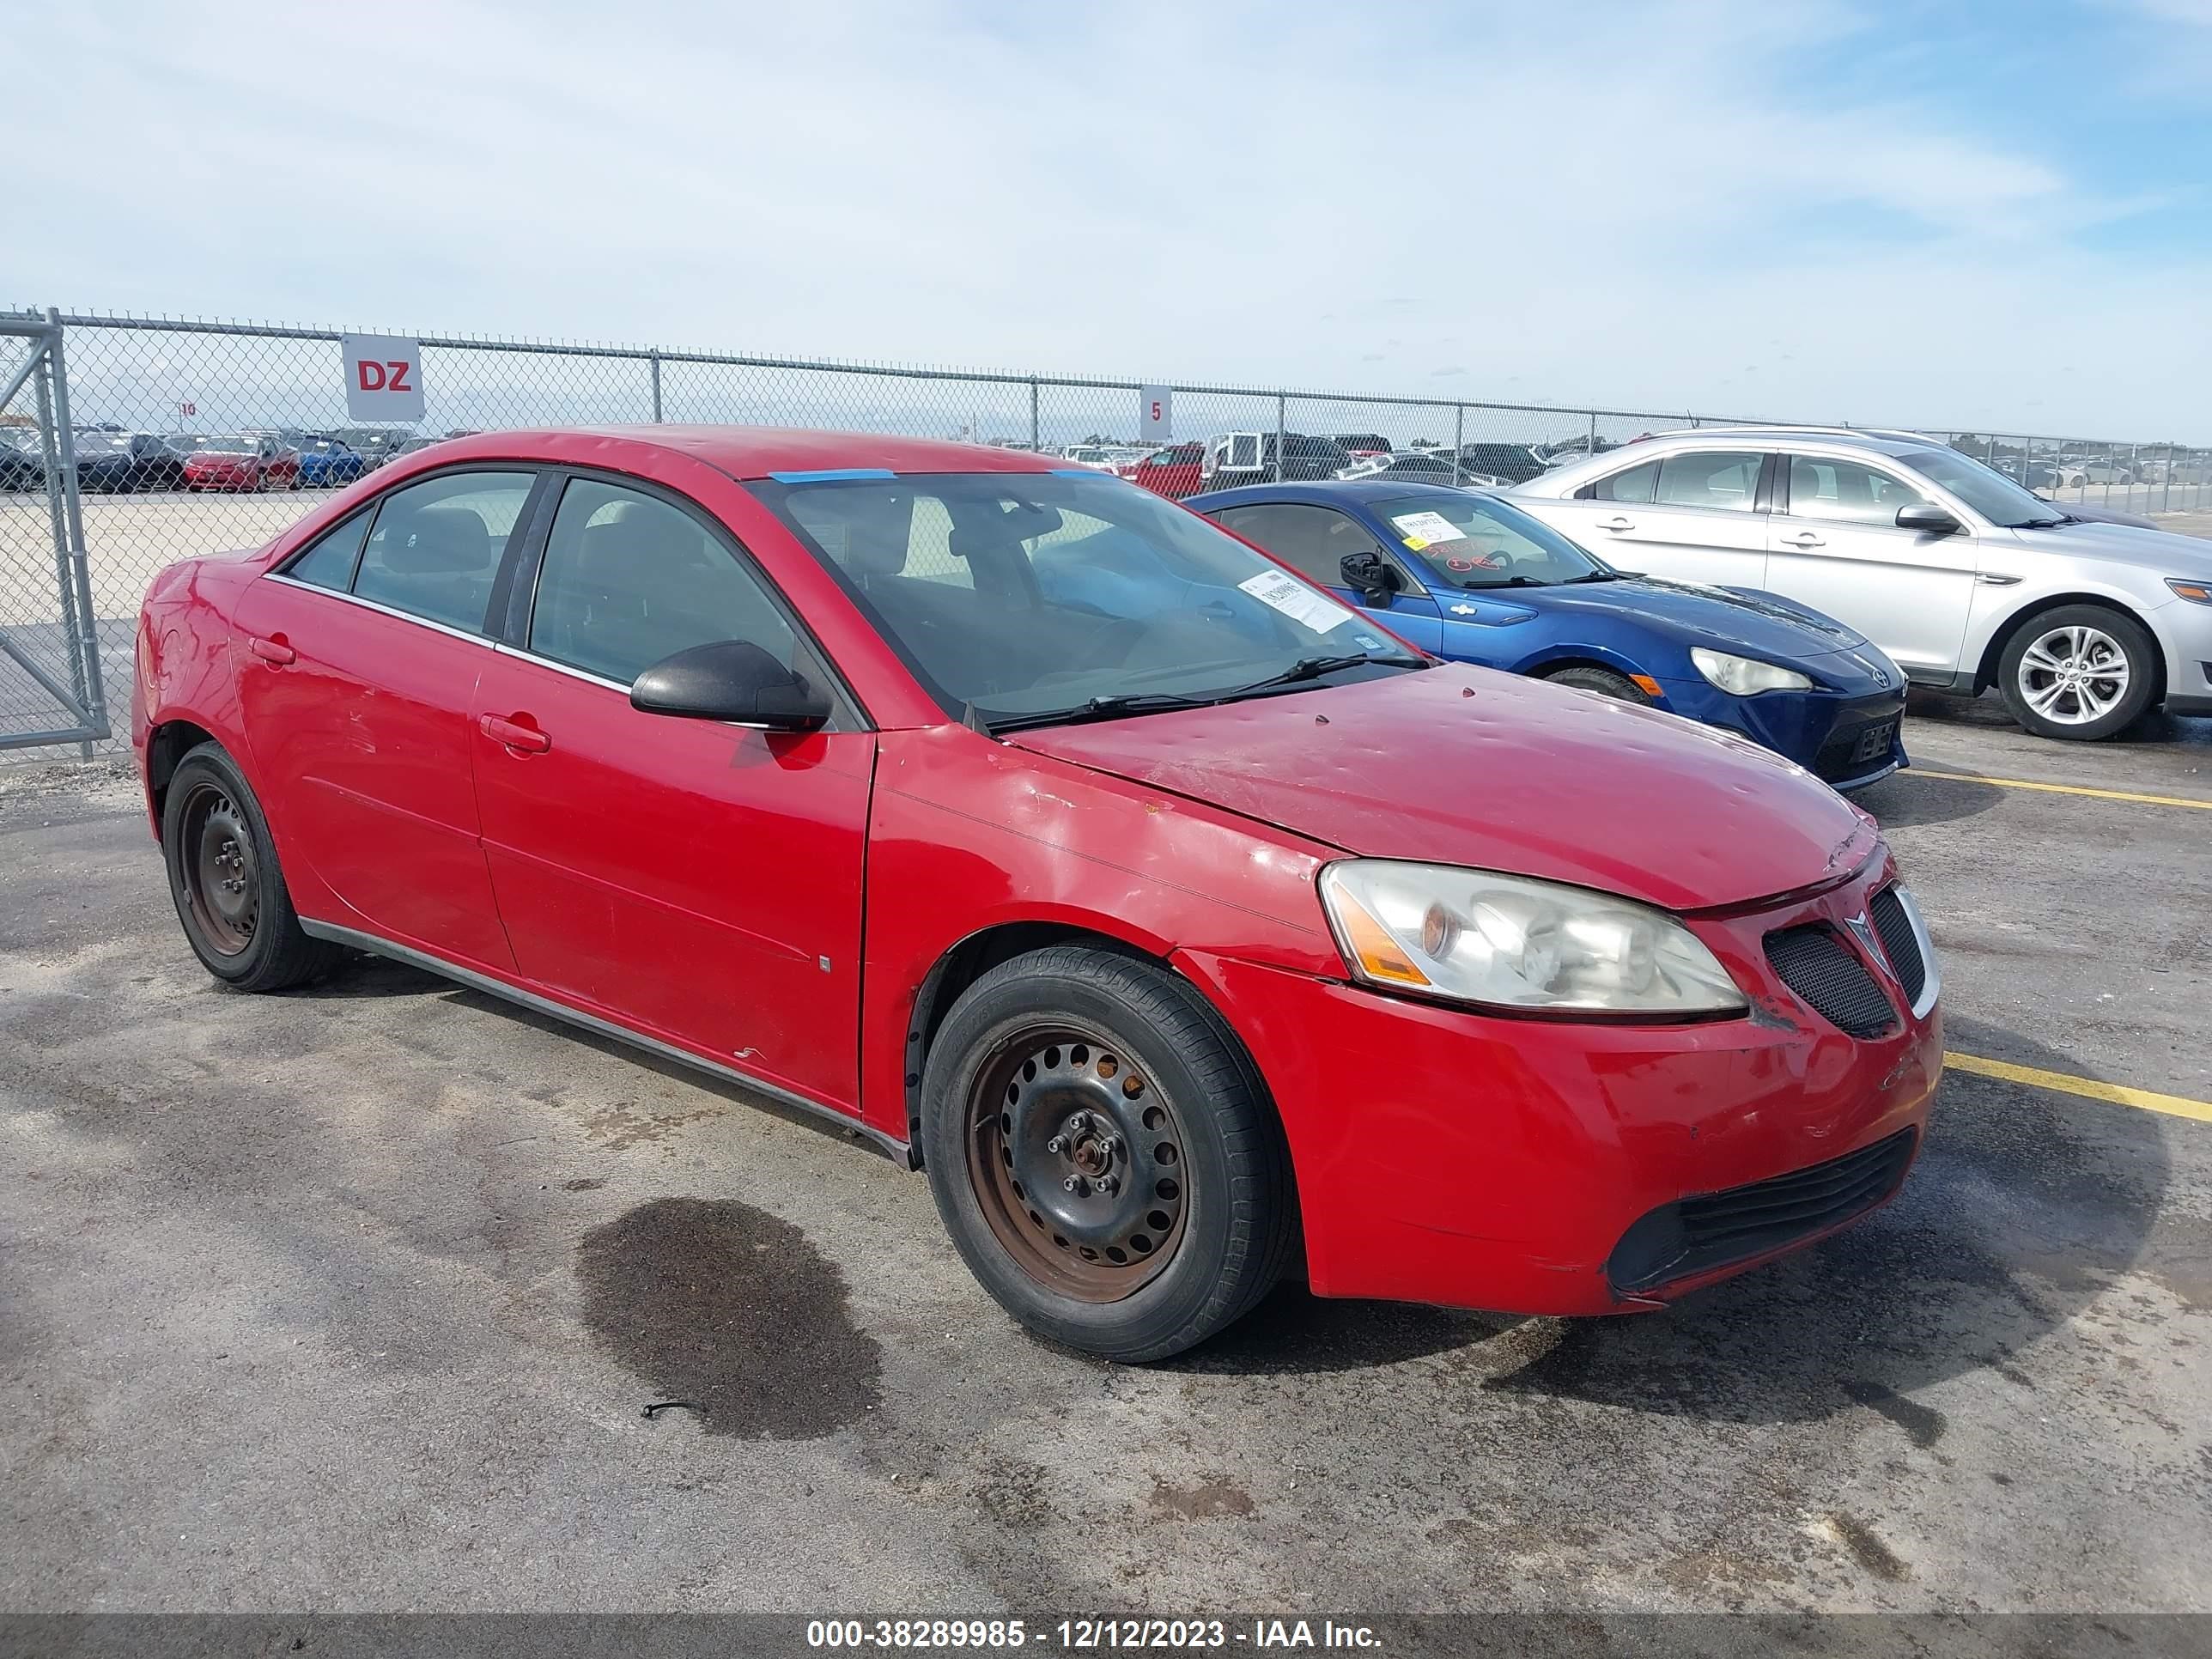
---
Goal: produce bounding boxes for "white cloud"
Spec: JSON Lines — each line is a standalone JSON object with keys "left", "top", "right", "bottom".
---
{"left": 9, "top": 0, "right": 2209, "bottom": 436}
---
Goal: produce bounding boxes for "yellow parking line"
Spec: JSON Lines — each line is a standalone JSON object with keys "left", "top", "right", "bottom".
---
{"left": 1912, "top": 769, "right": 2212, "bottom": 811}
{"left": 1947, "top": 1052, "right": 2212, "bottom": 1123}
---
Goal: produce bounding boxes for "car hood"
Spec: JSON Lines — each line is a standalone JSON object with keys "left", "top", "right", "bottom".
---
{"left": 1010, "top": 664, "right": 1877, "bottom": 912}
{"left": 1998, "top": 519, "right": 2212, "bottom": 577}
{"left": 1517, "top": 574, "right": 1868, "bottom": 659}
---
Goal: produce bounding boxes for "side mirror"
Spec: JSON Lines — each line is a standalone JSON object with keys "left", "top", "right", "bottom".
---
{"left": 1339, "top": 550, "right": 1402, "bottom": 599}
{"left": 630, "top": 639, "right": 830, "bottom": 732}
{"left": 1896, "top": 502, "right": 1960, "bottom": 536}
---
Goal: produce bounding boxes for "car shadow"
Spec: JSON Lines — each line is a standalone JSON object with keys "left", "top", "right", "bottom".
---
{"left": 1850, "top": 770, "right": 2006, "bottom": 828}
{"left": 1474, "top": 1012, "right": 2169, "bottom": 1425}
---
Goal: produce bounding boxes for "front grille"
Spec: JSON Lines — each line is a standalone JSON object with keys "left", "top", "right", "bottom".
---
{"left": 1607, "top": 1128, "right": 1918, "bottom": 1293}
{"left": 1814, "top": 716, "right": 1898, "bottom": 781}
{"left": 1765, "top": 925, "right": 1896, "bottom": 1038}
{"left": 1869, "top": 886, "right": 1927, "bottom": 1007}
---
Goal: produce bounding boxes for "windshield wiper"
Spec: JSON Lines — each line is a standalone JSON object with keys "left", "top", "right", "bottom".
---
{"left": 984, "top": 690, "right": 1219, "bottom": 734}
{"left": 1459, "top": 574, "right": 1548, "bottom": 589}
{"left": 1218, "top": 650, "right": 1427, "bottom": 700}
{"left": 1559, "top": 570, "right": 1625, "bottom": 584}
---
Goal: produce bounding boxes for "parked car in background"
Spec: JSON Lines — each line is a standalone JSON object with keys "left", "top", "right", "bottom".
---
{"left": 68, "top": 432, "right": 141, "bottom": 492}
{"left": 1192, "top": 479, "right": 1908, "bottom": 789}
{"left": 122, "top": 434, "right": 189, "bottom": 491}
{"left": 1451, "top": 444, "right": 1550, "bottom": 487}
{"left": 1200, "top": 432, "right": 1352, "bottom": 489}
{"left": 178, "top": 434, "right": 301, "bottom": 492}
{"left": 0, "top": 428, "right": 143, "bottom": 492}
{"left": 1056, "top": 445, "right": 1121, "bottom": 471}
{"left": 1537, "top": 434, "right": 1621, "bottom": 469}
{"left": 1358, "top": 450, "right": 1462, "bottom": 483}
{"left": 0, "top": 428, "right": 45, "bottom": 489}
{"left": 134, "top": 425, "right": 1940, "bottom": 1362}
{"left": 1127, "top": 441, "right": 1205, "bottom": 499}
{"left": 1327, "top": 433, "right": 1394, "bottom": 460}
{"left": 336, "top": 429, "right": 413, "bottom": 471}
{"left": 294, "top": 435, "right": 368, "bottom": 488}
{"left": 1510, "top": 426, "right": 2212, "bottom": 738}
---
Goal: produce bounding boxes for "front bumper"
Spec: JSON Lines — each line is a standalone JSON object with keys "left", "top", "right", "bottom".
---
{"left": 1177, "top": 854, "right": 1941, "bottom": 1316}
{"left": 1654, "top": 676, "right": 1907, "bottom": 792}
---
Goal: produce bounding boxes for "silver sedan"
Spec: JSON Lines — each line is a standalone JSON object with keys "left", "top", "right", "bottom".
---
{"left": 1509, "top": 427, "right": 2212, "bottom": 740}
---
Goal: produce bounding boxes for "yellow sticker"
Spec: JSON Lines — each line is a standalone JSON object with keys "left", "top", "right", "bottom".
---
{"left": 1401, "top": 535, "right": 1429, "bottom": 551}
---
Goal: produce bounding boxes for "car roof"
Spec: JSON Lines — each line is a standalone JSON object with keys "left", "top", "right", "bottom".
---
{"left": 1186, "top": 478, "right": 1486, "bottom": 511}
{"left": 422, "top": 424, "right": 1065, "bottom": 481}
{"left": 1633, "top": 425, "right": 1938, "bottom": 458}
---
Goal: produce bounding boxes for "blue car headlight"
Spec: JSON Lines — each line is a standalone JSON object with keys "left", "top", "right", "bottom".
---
{"left": 1690, "top": 647, "right": 1814, "bottom": 696}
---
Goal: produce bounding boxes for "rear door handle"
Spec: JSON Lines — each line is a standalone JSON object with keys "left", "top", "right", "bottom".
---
{"left": 1779, "top": 532, "right": 1826, "bottom": 549}
{"left": 478, "top": 714, "right": 551, "bottom": 754}
{"left": 1595, "top": 515, "right": 1635, "bottom": 532}
{"left": 247, "top": 635, "right": 295, "bottom": 665}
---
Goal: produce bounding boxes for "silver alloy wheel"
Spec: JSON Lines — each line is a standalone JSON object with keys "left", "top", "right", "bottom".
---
{"left": 2016, "top": 623, "right": 2132, "bottom": 726}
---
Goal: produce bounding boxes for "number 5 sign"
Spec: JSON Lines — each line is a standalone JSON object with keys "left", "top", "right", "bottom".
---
{"left": 1139, "top": 384, "right": 1172, "bottom": 442}
{"left": 342, "top": 334, "right": 427, "bottom": 422}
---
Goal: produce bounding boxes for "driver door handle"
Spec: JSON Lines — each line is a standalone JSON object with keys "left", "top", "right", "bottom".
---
{"left": 1595, "top": 515, "right": 1634, "bottom": 532}
{"left": 247, "top": 635, "right": 295, "bottom": 665}
{"left": 1779, "top": 531, "right": 1826, "bottom": 549}
{"left": 479, "top": 713, "right": 551, "bottom": 754}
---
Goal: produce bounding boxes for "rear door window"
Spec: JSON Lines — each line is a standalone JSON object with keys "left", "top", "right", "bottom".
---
{"left": 1590, "top": 459, "right": 1659, "bottom": 502}
{"left": 352, "top": 470, "right": 538, "bottom": 633}
{"left": 1654, "top": 451, "right": 1765, "bottom": 512}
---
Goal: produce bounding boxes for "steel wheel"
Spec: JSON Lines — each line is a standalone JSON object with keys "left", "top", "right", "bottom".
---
{"left": 965, "top": 1024, "right": 1189, "bottom": 1303}
{"left": 2016, "top": 623, "right": 2130, "bottom": 726}
{"left": 177, "top": 780, "right": 258, "bottom": 956}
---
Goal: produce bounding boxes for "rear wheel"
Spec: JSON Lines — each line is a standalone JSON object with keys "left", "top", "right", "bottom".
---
{"left": 921, "top": 945, "right": 1294, "bottom": 1362}
{"left": 1544, "top": 664, "right": 1650, "bottom": 704}
{"left": 161, "top": 742, "right": 343, "bottom": 991}
{"left": 1996, "top": 604, "right": 2157, "bottom": 740}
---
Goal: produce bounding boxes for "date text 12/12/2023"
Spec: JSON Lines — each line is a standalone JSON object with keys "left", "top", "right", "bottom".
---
{"left": 804, "top": 1618, "right": 1382, "bottom": 1649}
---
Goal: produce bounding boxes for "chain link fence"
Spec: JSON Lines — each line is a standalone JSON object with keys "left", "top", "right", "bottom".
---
{"left": 4, "top": 307, "right": 2208, "bottom": 763}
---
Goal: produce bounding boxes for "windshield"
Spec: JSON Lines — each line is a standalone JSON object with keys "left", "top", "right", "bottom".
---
{"left": 754, "top": 470, "right": 1416, "bottom": 726}
{"left": 185, "top": 435, "right": 257, "bottom": 455}
{"left": 1900, "top": 447, "right": 2063, "bottom": 528}
{"left": 1372, "top": 493, "right": 1605, "bottom": 587}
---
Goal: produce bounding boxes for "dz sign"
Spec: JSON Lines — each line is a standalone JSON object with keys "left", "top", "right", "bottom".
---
{"left": 342, "top": 333, "right": 426, "bottom": 422}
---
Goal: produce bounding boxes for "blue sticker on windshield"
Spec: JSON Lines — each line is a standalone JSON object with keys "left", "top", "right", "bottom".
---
{"left": 767, "top": 468, "right": 898, "bottom": 483}
{"left": 1049, "top": 467, "right": 1110, "bottom": 477}
{"left": 1354, "top": 635, "right": 1385, "bottom": 649}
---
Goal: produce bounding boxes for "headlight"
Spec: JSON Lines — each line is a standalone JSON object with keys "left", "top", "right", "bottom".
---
{"left": 1691, "top": 647, "right": 1814, "bottom": 696}
{"left": 1318, "top": 860, "right": 1747, "bottom": 1016}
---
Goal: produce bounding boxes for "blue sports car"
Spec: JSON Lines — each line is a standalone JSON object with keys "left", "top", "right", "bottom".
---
{"left": 294, "top": 436, "right": 367, "bottom": 489}
{"left": 1184, "top": 479, "right": 1908, "bottom": 790}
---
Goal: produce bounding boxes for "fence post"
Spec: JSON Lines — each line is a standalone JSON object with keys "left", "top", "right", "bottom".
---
{"left": 2161, "top": 445, "right": 2172, "bottom": 514}
{"left": 1588, "top": 410, "right": 1598, "bottom": 458}
{"left": 1030, "top": 379, "right": 1040, "bottom": 453}
{"left": 42, "top": 310, "right": 106, "bottom": 757}
{"left": 1274, "top": 392, "right": 1285, "bottom": 483}
{"left": 1452, "top": 405, "right": 1464, "bottom": 484}
{"left": 649, "top": 351, "right": 663, "bottom": 422}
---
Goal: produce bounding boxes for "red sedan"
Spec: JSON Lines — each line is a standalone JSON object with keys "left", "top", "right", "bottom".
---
{"left": 133, "top": 427, "right": 1942, "bottom": 1361}
{"left": 1127, "top": 441, "right": 1204, "bottom": 500}
{"left": 179, "top": 434, "right": 301, "bottom": 492}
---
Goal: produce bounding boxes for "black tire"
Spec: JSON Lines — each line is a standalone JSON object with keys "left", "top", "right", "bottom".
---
{"left": 161, "top": 742, "right": 343, "bottom": 991}
{"left": 921, "top": 945, "right": 1295, "bottom": 1363}
{"left": 1544, "top": 664, "right": 1650, "bottom": 704}
{"left": 1996, "top": 603, "right": 2159, "bottom": 741}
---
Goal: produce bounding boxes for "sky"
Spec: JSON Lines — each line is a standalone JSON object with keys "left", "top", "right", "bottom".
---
{"left": 9, "top": 0, "right": 2212, "bottom": 440}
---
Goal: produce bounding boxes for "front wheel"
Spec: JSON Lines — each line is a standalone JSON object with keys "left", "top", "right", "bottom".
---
{"left": 1996, "top": 605, "right": 2158, "bottom": 739}
{"left": 921, "top": 945, "right": 1295, "bottom": 1362}
{"left": 161, "top": 742, "right": 343, "bottom": 991}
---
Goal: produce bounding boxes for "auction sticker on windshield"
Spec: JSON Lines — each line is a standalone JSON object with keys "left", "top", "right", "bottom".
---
{"left": 1239, "top": 568, "right": 1351, "bottom": 633}
{"left": 1390, "top": 510, "right": 1466, "bottom": 549}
